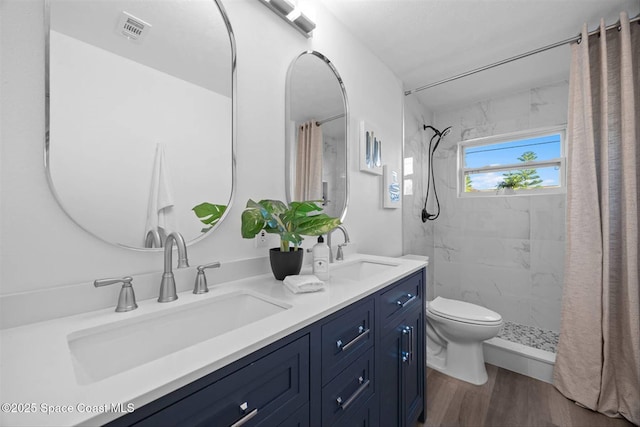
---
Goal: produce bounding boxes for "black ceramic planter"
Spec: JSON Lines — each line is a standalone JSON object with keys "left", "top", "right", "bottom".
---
{"left": 269, "top": 247, "right": 304, "bottom": 280}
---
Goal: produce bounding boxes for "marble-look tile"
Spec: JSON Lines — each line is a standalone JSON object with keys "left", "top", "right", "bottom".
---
{"left": 433, "top": 261, "right": 462, "bottom": 300}
{"left": 530, "top": 81, "right": 569, "bottom": 128}
{"left": 530, "top": 239, "right": 564, "bottom": 301}
{"left": 530, "top": 239, "right": 564, "bottom": 274}
{"left": 462, "top": 209, "right": 530, "bottom": 240}
{"left": 530, "top": 297, "right": 563, "bottom": 332}
{"left": 433, "top": 235, "right": 464, "bottom": 264}
{"left": 461, "top": 237, "right": 531, "bottom": 270}
{"left": 530, "top": 194, "right": 566, "bottom": 241}
{"left": 531, "top": 272, "right": 563, "bottom": 302}
{"left": 458, "top": 92, "right": 531, "bottom": 140}
{"left": 408, "top": 83, "right": 569, "bottom": 339}
{"left": 484, "top": 294, "right": 530, "bottom": 325}
{"left": 460, "top": 264, "right": 531, "bottom": 298}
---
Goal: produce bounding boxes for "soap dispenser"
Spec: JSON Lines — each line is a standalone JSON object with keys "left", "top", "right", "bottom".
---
{"left": 312, "top": 235, "right": 330, "bottom": 281}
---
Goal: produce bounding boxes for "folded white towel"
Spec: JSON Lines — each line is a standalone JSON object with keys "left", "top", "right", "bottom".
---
{"left": 283, "top": 275, "right": 325, "bottom": 294}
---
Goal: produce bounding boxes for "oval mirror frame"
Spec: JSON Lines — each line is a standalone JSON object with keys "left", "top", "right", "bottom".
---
{"left": 44, "top": 0, "right": 236, "bottom": 251}
{"left": 285, "top": 51, "right": 349, "bottom": 222}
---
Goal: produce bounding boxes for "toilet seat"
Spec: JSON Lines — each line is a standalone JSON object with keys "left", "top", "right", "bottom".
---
{"left": 428, "top": 297, "right": 502, "bottom": 325}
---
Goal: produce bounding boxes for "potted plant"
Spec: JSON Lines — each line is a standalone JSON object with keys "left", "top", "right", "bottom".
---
{"left": 241, "top": 199, "right": 341, "bottom": 280}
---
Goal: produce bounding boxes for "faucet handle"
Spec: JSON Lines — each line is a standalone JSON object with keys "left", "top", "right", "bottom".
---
{"left": 336, "top": 244, "right": 348, "bottom": 262}
{"left": 193, "top": 262, "right": 221, "bottom": 294}
{"left": 94, "top": 276, "right": 138, "bottom": 312}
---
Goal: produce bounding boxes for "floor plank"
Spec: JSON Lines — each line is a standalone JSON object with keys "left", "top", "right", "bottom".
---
{"left": 419, "top": 365, "right": 636, "bottom": 427}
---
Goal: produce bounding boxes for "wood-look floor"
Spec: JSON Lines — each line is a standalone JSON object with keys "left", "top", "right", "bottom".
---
{"left": 419, "top": 365, "right": 636, "bottom": 427}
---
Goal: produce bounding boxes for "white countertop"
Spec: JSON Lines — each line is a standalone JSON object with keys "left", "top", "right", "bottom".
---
{"left": 0, "top": 254, "right": 426, "bottom": 427}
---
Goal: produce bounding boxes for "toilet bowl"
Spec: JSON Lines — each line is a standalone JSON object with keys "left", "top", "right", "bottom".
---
{"left": 426, "top": 296, "right": 502, "bottom": 385}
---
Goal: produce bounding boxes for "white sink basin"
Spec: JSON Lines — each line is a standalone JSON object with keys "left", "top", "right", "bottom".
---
{"left": 331, "top": 260, "right": 399, "bottom": 281}
{"left": 67, "top": 291, "right": 290, "bottom": 385}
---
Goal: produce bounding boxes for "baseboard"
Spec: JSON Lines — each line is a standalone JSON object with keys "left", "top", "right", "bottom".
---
{"left": 483, "top": 337, "right": 556, "bottom": 384}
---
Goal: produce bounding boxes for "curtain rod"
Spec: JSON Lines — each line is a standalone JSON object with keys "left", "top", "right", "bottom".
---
{"left": 316, "top": 113, "right": 345, "bottom": 126}
{"left": 404, "top": 13, "right": 640, "bottom": 96}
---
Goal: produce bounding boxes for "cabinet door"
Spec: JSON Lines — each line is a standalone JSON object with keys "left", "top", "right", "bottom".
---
{"left": 134, "top": 335, "right": 309, "bottom": 427}
{"left": 402, "top": 307, "right": 424, "bottom": 425}
{"left": 378, "top": 323, "right": 402, "bottom": 426}
{"left": 378, "top": 307, "right": 424, "bottom": 427}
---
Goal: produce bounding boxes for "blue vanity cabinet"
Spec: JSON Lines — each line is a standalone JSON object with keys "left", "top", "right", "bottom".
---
{"left": 377, "top": 269, "right": 425, "bottom": 427}
{"left": 106, "top": 268, "right": 425, "bottom": 427}
{"left": 106, "top": 334, "right": 310, "bottom": 427}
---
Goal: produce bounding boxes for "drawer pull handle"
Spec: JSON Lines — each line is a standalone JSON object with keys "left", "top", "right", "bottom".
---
{"left": 401, "top": 326, "right": 414, "bottom": 364}
{"left": 396, "top": 293, "right": 417, "bottom": 308}
{"left": 336, "top": 376, "right": 371, "bottom": 411}
{"left": 230, "top": 405, "right": 258, "bottom": 427}
{"left": 337, "top": 326, "right": 370, "bottom": 352}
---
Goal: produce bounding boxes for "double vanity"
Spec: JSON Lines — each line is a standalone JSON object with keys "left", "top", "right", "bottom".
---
{"left": 0, "top": 255, "right": 426, "bottom": 426}
{"left": 1, "top": 0, "right": 431, "bottom": 425}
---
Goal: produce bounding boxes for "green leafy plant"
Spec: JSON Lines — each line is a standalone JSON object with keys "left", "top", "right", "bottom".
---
{"left": 192, "top": 203, "right": 227, "bottom": 233}
{"left": 241, "top": 199, "right": 341, "bottom": 252}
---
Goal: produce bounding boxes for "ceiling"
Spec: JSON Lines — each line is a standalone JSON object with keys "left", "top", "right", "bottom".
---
{"left": 320, "top": 0, "right": 640, "bottom": 111}
{"left": 50, "top": 0, "right": 232, "bottom": 97}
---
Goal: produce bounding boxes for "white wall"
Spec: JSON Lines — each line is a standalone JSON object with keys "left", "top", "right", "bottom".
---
{"left": 404, "top": 81, "right": 568, "bottom": 332}
{"left": 50, "top": 31, "right": 232, "bottom": 246}
{"left": 0, "top": 1, "right": 404, "bottom": 305}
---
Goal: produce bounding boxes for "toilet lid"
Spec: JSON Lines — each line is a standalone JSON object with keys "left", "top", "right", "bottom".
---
{"left": 428, "top": 297, "right": 502, "bottom": 324}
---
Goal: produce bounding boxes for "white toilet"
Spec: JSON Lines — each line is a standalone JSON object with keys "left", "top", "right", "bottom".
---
{"left": 426, "top": 296, "right": 503, "bottom": 385}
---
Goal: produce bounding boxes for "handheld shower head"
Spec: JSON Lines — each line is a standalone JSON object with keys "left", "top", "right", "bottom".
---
{"left": 421, "top": 124, "right": 452, "bottom": 222}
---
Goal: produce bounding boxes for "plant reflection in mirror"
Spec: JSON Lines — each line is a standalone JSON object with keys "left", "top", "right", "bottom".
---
{"left": 192, "top": 203, "right": 227, "bottom": 233}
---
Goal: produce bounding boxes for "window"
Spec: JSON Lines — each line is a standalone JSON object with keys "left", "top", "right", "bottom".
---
{"left": 458, "top": 126, "right": 566, "bottom": 196}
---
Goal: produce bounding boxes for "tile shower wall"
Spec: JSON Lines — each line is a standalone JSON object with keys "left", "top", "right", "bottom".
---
{"left": 404, "top": 81, "right": 568, "bottom": 332}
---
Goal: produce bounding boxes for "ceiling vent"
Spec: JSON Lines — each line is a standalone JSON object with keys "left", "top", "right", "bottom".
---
{"left": 117, "top": 11, "right": 151, "bottom": 42}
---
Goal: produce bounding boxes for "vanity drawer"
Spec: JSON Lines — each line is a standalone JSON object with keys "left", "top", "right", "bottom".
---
{"left": 321, "top": 298, "right": 374, "bottom": 384}
{"left": 379, "top": 270, "right": 422, "bottom": 326}
{"left": 321, "top": 347, "right": 375, "bottom": 426}
{"left": 134, "top": 335, "right": 309, "bottom": 427}
{"left": 335, "top": 395, "right": 379, "bottom": 427}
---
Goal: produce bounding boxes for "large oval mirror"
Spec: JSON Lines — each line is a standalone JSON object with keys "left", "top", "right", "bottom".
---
{"left": 285, "top": 51, "right": 348, "bottom": 221}
{"left": 45, "top": 0, "right": 235, "bottom": 249}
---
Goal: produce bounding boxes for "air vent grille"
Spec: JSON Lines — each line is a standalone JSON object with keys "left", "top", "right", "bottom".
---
{"left": 117, "top": 11, "right": 151, "bottom": 42}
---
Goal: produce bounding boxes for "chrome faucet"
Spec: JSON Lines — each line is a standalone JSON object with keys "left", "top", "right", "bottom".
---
{"left": 158, "top": 232, "right": 189, "bottom": 303}
{"left": 327, "top": 225, "right": 350, "bottom": 263}
{"left": 144, "top": 228, "right": 162, "bottom": 248}
{"left": 94, "top": 276, "right": 138, "bottom": 312}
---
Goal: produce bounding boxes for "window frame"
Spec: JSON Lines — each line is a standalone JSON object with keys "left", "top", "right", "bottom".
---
{"left": 457, "top": 125, "right": 567, "bottom": 198}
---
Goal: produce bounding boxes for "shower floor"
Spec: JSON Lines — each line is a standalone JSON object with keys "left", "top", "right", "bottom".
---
{"left": 497, "top": 321, "right": 559, "bottom": 353}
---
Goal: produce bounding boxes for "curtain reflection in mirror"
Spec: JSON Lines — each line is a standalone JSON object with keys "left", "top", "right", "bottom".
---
{"left": 294, "top": 121, "right": 323, "bottom": 201}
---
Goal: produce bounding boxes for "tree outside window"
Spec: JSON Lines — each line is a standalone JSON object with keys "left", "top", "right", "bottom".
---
{"left": 496, "top": 151, "right": 543, "bottom": 190}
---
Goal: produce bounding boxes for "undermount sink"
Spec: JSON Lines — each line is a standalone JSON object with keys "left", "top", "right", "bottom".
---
{"left": 331, "top": 260, "right": 399, "bottom": 281}
{"left": 68, "top": 290, "right": 290, "bottom": 385}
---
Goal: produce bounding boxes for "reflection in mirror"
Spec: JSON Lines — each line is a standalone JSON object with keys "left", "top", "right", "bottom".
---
{"left": 45, "top": 0, "right": 235, "bottom": 249}
{"left": 285, "top": 51, "right": 349, "bottom": 221}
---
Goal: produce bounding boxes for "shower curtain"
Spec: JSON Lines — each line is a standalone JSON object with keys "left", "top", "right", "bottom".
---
{"left": 294, "top": 121, "right": 323, "bottom": 201}
{"left": 553, "top": 12, "right": 639, "bottom": 425}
